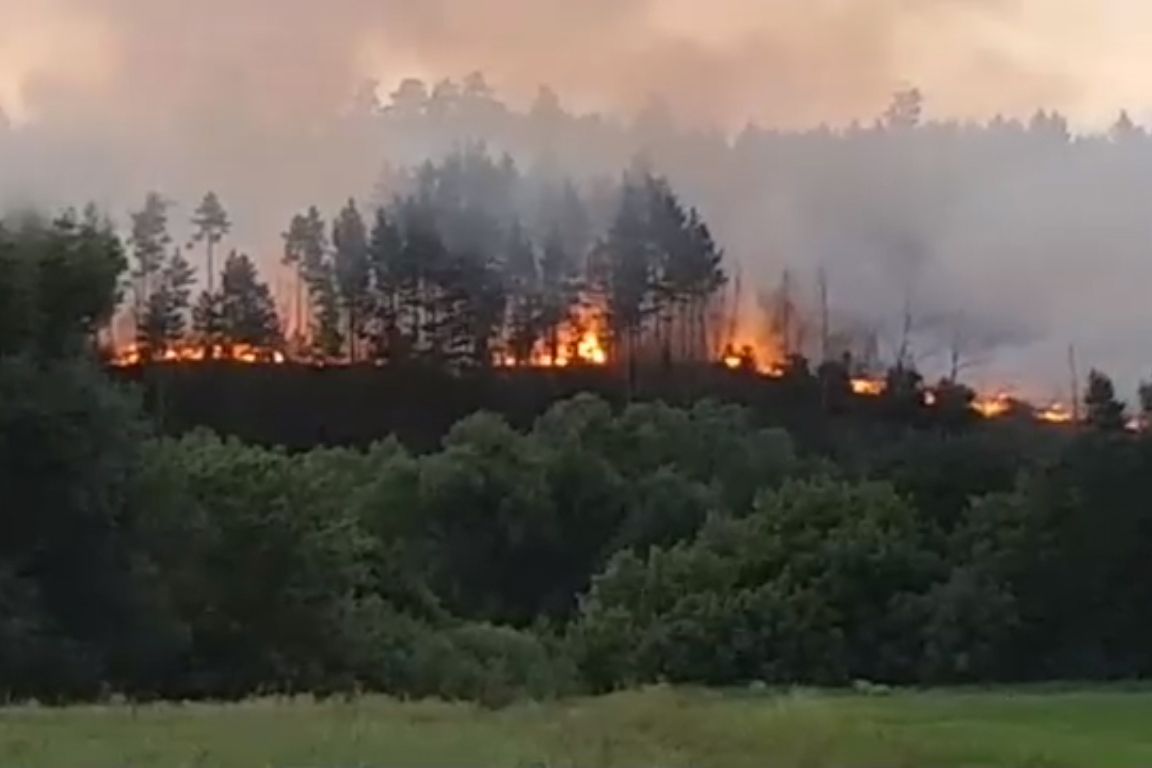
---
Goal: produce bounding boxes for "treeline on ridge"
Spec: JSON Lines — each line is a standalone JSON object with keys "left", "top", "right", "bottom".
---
{"left": 123, "top": 147, "right": 726, "bottom": 375}
{"left": 6, "top": 212, "right": 1152, "bottom": 706}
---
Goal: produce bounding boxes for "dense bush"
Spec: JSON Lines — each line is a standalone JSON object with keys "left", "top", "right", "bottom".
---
{"left": 10, "top": 364, "right": 1152, "bottom": 702}
{"left": 572, "top": 479, "right": 945, "bottom": 689}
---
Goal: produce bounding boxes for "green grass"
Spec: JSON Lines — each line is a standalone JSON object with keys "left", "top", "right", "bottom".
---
{"left": 3, "top": 686, "right": 1152, "bottom": 767}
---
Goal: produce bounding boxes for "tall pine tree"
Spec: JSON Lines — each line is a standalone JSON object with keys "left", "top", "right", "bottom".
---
{"left": 332, "top": 199, "right": 371, "bottom": 361}
{"left": 189, "top": 192, "right": 231, "bottom": 293}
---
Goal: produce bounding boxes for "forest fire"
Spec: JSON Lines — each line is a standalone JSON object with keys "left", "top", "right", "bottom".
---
{"left": 851, "top": 378, "right": 887, "bottom": 397}
{"left": 1037, "top": 403, "right": 1075, "bottom": 424}
{"left": 721, "top": 343, "right": 786, "bottom": 378}
{"left": 110, "top": 342, "right": 286, "bottom": 367}
{"left": 972, "top": 393, "right": 1013, "bottom": 420}
{"left": 717, "top": 347, "right": 1081, "bottom": 426}
{"left": 496, "top": 311, "right": 609, "bottom": 369}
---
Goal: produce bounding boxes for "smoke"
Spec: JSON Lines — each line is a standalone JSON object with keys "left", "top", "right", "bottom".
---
{"left": 5, "top": 0, "right": 1152, "bottom": 396}
{"left": 6, "top": 0, "right": 1152, "bottom": 129}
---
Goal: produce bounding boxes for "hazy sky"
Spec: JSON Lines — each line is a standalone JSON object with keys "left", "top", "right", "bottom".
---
{"left": 4, "top": 0, "right": 1152, "bottom": 129}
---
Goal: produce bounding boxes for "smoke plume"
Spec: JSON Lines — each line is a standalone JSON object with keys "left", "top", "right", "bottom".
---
{"left": 4, "top": 0, "right": 1152, "bottom": 395}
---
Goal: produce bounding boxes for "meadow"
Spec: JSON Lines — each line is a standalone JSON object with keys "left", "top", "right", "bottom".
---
{"left": 3, "top": 686, "right": 1152, "bottom": 768}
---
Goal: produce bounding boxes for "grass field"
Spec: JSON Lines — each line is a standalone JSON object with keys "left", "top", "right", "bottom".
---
{"left": 2, "top": 686, "right": 1151, "bottom": 768}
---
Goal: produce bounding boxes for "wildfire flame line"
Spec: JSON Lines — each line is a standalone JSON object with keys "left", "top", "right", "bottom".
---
{"left": 110, "top": 342, "right": 286, "bottom": 367}
{"left": 107, "top": 321, "right": 1089, "bottom": 431}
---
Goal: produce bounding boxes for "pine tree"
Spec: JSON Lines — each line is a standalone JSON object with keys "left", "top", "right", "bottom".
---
{"left": 129, "top": 192, "right": 172, "bottom": 324}
{"left": 395, "top": 199, "right": 447, "bottom": 356}
{"left": 138, "top": 248, "right": 195, "bottom": 354}
{"left": 192, "top": 290, "right": 224, "bottom": 349}
{"left": 602, "top": 174, "right": 656, "bottom": 371}
{"left": 505, "top": 220, "right": 541, "bottom": 363}
{"left": 311, "top": 266, "right": 344, "bottom": 359}
{"left": 367, "top": 207, "right": 403, "bottom": 360}
{"left": 217, "top": 251, "right": 281, "bottom": 347}
{"left": 129, "top": 193, "right": 179, "bottom": 356}
{"left": 282, "top": 213, "right": 310, "bottom": 347}
{"left": 189, "top": 192, "right": 231, "bottom": 293}
{"left": 332, "top": 199, "right": 371, "bottom": 361}
{"left": 539, "top": 226, "right": 579, "bottom": 364}
{"left": 292, "top": 206, "right": 343, "bottom": 359}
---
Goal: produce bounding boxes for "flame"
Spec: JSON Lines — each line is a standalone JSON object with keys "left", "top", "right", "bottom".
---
{"left": 110, "top": 342, "right": 287, "bottom": 367}
{"left": 496, "top": 307, "right": 610, "bottom": 369}
{"left": 720, "top": 342, "right": 785, "bottom": 378}
{"left": 577, "top": 329, "right": 608, "bottom": 366}
{"left": 1037, "top": 403, "right": 1074, "bottom": 424}
{"left": 851, "top": 378, "right": 886, "bottom": 396}
{"left": 972, "top": 393, "right": 1013, "bottom": 419}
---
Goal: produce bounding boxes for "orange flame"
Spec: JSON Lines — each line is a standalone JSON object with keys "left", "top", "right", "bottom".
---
{"left": 720, "top": 342, "right": 785, "bottom": 378}
{"left": 1037, "top": 403, "right": 1074, "bottom": 424}
{"left": 110, "top": 342, "right": 287, "bottom": 367}
{"left": 972, "top": 393, "right": 1013, "bottom": 419}
{"left": 851, "top": 378, "right": 886, "bottom": 397}
{"left": 495, "top": 309, "right": 610, "bottom": 370}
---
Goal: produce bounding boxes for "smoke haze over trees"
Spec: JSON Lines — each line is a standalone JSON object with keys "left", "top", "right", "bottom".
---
{"left": 7, "top": 3, "right": 1152, "bottom": 393}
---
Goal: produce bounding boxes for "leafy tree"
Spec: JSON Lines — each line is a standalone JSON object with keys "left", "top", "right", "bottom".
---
{"left": 189, "top": 192, "right": 231, "bottom": 293}
{"left": 1085, "top": 369, "right": 1126, "bottom": 431}
{"left": 0, "top": 209, "right": 125, "bottom": 359}
{"left": 573, "top": 478, "right": 942, "bottom": 690}
{"left": 0, "top": 357, "right": 165, "bottom": 699}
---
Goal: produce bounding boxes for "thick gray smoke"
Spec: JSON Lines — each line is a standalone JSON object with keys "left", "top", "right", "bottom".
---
{"left": 3, "top": 0, "right": 1152, "bottom": 397}
{"left": 7, "top": 0, "right": 1150, "bottom": 126}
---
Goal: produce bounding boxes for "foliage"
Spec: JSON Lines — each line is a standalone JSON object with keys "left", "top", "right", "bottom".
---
{"left": 0, "top": 209, "right": 125, "bottom": 358}
{"left": 11, "top": 203, "right": 1152, "bottom": 707}
{"left": 0, "top": 356, "right": 160, "bottom": 699}
{"left": 1085, "top": 369, "right": 1127, "bottom": 431}
{"left": 214, "top": 251, "right": 281, "bottom": 347}
{"left": 572, "top": 479, "right": 943, "bottom": 689}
